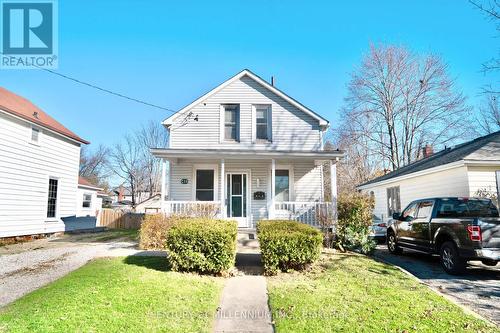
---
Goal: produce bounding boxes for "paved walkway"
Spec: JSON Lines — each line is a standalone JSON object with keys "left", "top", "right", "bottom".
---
{"left": 373, "top": 245, "right": 500, "bottom": 325}
{"left": 213, "top": 231, "right": 274, "bottom": 333}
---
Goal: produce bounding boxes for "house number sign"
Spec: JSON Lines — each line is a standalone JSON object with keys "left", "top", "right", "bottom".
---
{"left": 181, "top": 178, "right": 189, "bottom": 184}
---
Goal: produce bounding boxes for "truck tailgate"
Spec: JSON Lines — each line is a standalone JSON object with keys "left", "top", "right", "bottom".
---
{"left": 479, "top": 218, "right": 500, "bottom": 248}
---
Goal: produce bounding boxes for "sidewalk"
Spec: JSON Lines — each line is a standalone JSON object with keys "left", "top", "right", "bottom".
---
{"left": 213, "top": 231, "right": 274, "bottom": 333}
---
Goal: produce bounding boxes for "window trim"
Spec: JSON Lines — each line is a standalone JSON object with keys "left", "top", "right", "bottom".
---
{"left": 192, "top": 164, "right": 219, "bottom": 201}
{"left": 271, "top": 164, "right": 294, "bottom": 202}
{"left": 46, "top": 176, "right": 59, "bottom": 221}
{"left": 220, "top": 104, "right": 240, "bottom": 142}
{"left": 30, "top": 125, "right": 41, "bottom": 146}
{"left": 82, "top": 193, "right": 92, "bottom": 209}
{"left": 251, "top": 104, "right": 272, "bottom": 142}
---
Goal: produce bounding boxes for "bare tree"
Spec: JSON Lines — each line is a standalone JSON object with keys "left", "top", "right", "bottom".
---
{"left": 109, "top": 135, "right": 146, "bottom": 207}
{"left": 79, "top": 144, "right": 111, "bottom": 189}
{"left": 469, "top": 0, "right": 499, "bottom": 94}
{"left": 136, "top": 121, "right": 169, "bottom": 197}
{"left": 477, "top": 94, "right": 500, "bottom": 134}
{"left": 339, "top": 44, "right": 471, "bottom": 173}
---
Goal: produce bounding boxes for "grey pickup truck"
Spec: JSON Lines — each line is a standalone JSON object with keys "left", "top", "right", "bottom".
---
{"left": 387, "top": 197, "right": 500, "bottom": 274}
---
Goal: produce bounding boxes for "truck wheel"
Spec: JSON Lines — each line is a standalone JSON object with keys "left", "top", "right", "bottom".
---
{"left": 387, "top": 232, "right": 403, "bottom": 255}
{"left": 440, "top": 241, "right": 466, "bottom": 275}
{"left": 481, "top": 259, "right": 498, "bottom": 267}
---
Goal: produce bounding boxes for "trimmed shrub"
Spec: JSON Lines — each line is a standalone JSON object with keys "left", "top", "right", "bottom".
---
{"left": 139, "top": 214, "right": 179, "bottom": 250}
{"left": 166, "top": 218, "right": 237, "bottom": 274}
{"left": 257, "top": 220, "right": 323, "bottom": 275}
{"left": 337, "top": 192, "right": 376, "bottom": 254}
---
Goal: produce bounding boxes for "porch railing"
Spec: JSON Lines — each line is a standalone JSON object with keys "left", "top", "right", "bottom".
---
{"left": 274, "top": 201, "right": 335, "bottom": 227}
{"left": 163, "top": 201, "right": 222, "bottom": 218}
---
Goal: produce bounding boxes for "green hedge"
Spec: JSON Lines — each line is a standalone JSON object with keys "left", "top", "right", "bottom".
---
{"left": 166, "top": 218, "right": 237, "bottom": 274}
{"left": 257, "top": 220, "right": 323, "bottom": 275}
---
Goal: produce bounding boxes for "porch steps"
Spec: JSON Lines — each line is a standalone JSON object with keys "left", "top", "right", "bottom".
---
{"left": 237, "top": 231, "right": 260, "bottom": 253}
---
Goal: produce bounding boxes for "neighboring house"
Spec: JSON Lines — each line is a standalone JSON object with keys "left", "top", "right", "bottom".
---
{"left": 0, "top": 87, "right": 89, "bottom": 238}
{"left": 358, "top": 131, "right": 500, "bottom": 222}
{"left": 77, "top": 177, "right": 103, "bottom": 217}
{"left": 135, "top": 194, "right": 161, "bottom": 214}
{"left": 151, "top": 69, "right": 344, "bottom": 228}
{"left": 111, "top": 186, "right": 152, "bottom": 205}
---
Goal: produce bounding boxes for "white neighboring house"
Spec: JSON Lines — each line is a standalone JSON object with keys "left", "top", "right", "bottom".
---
{"left": 77, "top": 177, "right": 103, "bottom": 217}
{"left": 152, "top": 69, "right": 344, "bottom": 228}
{"left": 358, "top": 131, "right": 500, "bottom": 222}
{"left": 0, "top": 87, "right": 89, "bottom": 238}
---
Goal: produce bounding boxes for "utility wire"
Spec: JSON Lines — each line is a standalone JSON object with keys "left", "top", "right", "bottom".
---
{"left": 0, "top": 52, "right": 178, "bottom": 114}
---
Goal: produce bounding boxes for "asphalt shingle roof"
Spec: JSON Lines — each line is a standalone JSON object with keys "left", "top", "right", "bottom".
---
{"left": 359, "top": 131, "right": 500, "bottom": 187}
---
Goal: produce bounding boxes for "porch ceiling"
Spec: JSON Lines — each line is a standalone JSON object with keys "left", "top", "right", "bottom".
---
{"left": 151, "top": 148, "right": 344, "bottom": 161}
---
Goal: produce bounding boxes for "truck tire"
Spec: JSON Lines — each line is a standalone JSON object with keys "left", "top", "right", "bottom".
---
{"left": 387, "top": 231, "right": 403, "bottom": 255}
{"left": 440, "top": 241, "right": 466, "bottom": 275}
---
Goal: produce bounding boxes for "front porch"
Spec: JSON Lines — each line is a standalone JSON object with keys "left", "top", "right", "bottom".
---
{"left": 151, "top": 148, "right": 342, "bottom": 228}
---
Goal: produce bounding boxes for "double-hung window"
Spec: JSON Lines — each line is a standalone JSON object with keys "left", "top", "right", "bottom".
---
{"left": 31, "top": 127, "right": 40, "bottom": 144}
{"left": 275, "top": 169, "right": 290, "bottom": 202}
{"left": 82, "top": 194, "right": 92, "bottom": 208}
{"left": 47, "top": 178, "right": 58, "bottom": 218}
{"left": 196, "top": 169, "right": 215, "bottom": 201}
{"left": 253, "top": 105, "right": 271, "bottom": 141}
{"left": 223, "top": 104, "right": 240, "bottom": 141}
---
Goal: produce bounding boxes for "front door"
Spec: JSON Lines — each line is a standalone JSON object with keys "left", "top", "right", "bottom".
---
{"left": 226, "top": 173, "right": 249, "bottom": 228}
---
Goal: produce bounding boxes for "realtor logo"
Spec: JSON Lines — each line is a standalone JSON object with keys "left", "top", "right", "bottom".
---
{"left": 1, "top": 0, "right": 58, "bottom": 69}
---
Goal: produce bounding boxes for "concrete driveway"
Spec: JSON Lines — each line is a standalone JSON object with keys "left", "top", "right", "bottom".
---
{"left": 373, "top": 245, "right": 500, "bottom": 325}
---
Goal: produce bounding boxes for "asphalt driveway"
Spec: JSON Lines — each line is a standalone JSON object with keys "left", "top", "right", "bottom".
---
{"left": 373, "top": 245, "right": 500, "bottom": 325}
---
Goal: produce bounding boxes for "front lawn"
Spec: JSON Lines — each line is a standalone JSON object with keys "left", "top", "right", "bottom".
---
{"left": 267, "top": 253, "right": 498, "bottom": 333}
{"left": 0, "top": 257, "right": 224, "bottom": 333}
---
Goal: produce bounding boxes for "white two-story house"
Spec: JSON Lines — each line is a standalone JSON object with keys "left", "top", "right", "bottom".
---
{"left": 0, "top": 87, "right": 88, "bottom": 238}
{"left": 152, "top": 69, "right": 343, "bottom": 228}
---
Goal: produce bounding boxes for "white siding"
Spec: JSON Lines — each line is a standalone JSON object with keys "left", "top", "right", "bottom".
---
{"left": 466, "top": 165, "right": 500, "bottom": 197}
{"left": 76, "top": 187, "right": 101, "bottom": 217}
{"left": 169, "top": 75, "right": 322, "bottom": 150}
{"left": 0, "top": 111, "right": 81, "bottom": 237}
{"left": 169, "top": 158, "right": 323, "bottom": 226}
{"left": 363, "top": 165, "right": 470, "bottom": 221}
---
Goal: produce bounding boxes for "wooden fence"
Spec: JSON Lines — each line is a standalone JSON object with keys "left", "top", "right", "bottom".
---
{"left": 99, "top": 209, "right": 144, "bottom": 229}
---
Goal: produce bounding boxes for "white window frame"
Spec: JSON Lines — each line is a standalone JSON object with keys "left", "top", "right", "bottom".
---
{"left": 82, "top": 193, "right": 92, "bottom": 209}
{"left": 46, "top": 176, "right": 60, "bottom": 221}
{"left": 192, "top": 164, "right": 219, "bottom": 201}
{"left": 30, "top": 125, "right": 41, "bottom": 145}
{"left": 269, "top": 164, "right": 294, "bottom": 202}
{"left": 220, "top": 104, "right": 240, "bottom": 143}
{"left": 252, "top": 104, "right": 272, "bottom": 142}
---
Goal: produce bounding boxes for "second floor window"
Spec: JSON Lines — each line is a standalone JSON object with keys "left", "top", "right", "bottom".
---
{"left": 31, "top": 127, "right": 40, "bottom": 144}
{"left": 255, "top": 105, "right": 271, "bottom": 141}
{"left": 223, "top": 104, "right": 240, "bottom": 141}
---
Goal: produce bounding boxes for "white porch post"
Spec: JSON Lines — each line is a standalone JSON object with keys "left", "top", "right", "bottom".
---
{"left": 161, "top": 158, "right": 167, "bottom": 213}
{"left": 269, "top": 158, "right": 276, "bottom": 219}
{"left": 330, "top": 160, "right": 338, "bottom": 221}
{"left": 220, "top": 159, "right": 225, "bottom": 218}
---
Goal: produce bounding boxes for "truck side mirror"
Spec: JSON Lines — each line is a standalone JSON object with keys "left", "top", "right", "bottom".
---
{"left": 392, "top": 213, "right": 401, "bottom": 220}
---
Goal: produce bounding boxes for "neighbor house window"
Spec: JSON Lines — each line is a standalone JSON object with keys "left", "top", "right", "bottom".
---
{"left": 254, "top": 105, "right": 271, "bottom": 141}
{"left": 275, "top": 170, "right": 290, "bottom": 202}
{"left": 386, "top": 186, "right": 401, "bottom": 217}
{"left": 82, "top": 194, "right": 92, "bottom": 208}
{"left": 223, "top": 104, "right": 240, "bottom": 141}
{"left": 31, "top": 127, "right": 40, "bottom": 144}
{"left": 47, "top": 178, "right": 58, "bottom": 218}
{"left": 196, "top": 169, "right": 215, "bottom": 201}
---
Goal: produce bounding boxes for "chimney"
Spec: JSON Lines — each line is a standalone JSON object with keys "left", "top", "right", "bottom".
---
{"left": 118, "top": 186, "right": 124, "bottom": 201}
{"left": 422, "top": 144, "right": 433, "bottom": 158}
{"left": 271, "top": 76, "right": 275, "bottom": 86}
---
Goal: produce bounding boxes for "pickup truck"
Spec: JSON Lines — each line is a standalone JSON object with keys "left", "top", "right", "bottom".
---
{"left": 387, "top": 197, "right": 500, "bottom": 274}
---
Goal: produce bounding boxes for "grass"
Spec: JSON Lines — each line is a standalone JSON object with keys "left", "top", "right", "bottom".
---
{"left": 0, "top": 256, "right": 224, "bottom": 333}
{"left": 267, "top": 252, "right": 499, "bottom": 333}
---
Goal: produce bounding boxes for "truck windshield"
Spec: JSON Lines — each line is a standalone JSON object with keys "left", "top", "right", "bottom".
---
{"left": 436, "top": 198, "right": 499, "bottom": 218}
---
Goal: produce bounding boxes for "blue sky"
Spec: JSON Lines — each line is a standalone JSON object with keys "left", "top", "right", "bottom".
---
{"left": 0, "top": 0, "right": 497, "bottom": 149}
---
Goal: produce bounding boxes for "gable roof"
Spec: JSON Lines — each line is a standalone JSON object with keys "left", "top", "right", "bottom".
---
{"left": 358, "top": 131, "right": 500, "bottom": 188}
{"left": 0, "top": 87, "right": 89, "bottom": 144}
{"left": 162, "top": 69, "right": 329, "bottom": 128}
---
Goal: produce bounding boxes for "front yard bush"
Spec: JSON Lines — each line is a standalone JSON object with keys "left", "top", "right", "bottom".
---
{"left": 139, "top": 214, "right": 179, "bottom": 250}
{"left": 166, "top": 218, "right": 237, "bottom": 274}
{"left": 257, "top": 220, "right": 323, "bottom": 275}
{"left": 337, "top": 192, "right": 376, "bottom": 254}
